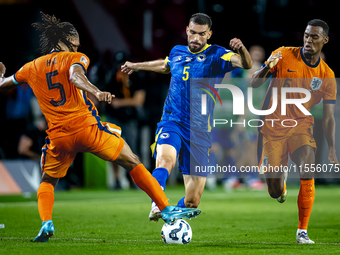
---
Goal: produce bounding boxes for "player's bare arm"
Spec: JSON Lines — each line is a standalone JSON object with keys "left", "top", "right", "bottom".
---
{"left": 121, "top": 59, "right": 170, "bottom": 75}
{"left": 0, "top": 62, "right": 20, "bottom": 92}
{"left": 111, "top": 89, "right": 145, "bottom": 108}
{"left": 322, "top": 103, "right": 339, "bottom": 164}
{"left": 69, "top": 64, "right": 114, "bottom": 104}
{"left": 250, "top": 51, "right": 282, "bottom": 88}
{"left": 229, "top": 38, "right": 253, "bottom": 70}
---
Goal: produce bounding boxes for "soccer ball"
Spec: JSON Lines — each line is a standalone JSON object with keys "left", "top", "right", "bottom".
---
{"left": 161, "top": 219, "right": 192, "bottom": 244}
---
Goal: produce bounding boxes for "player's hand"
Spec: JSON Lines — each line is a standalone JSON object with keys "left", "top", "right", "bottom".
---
{"left": 121, "top": 61, "right": 136, "bottom": 75}
{"left": 229, "top": 38, "right": 244, "bottom": 51}
{"left": 0, "top": 62, "right": 6, "bottom": 77}
{"left": 266, "top": 51, "right": 282, "bottom": 69}
{"left": 95, "top": 91, "right": 115, "bottom": 104}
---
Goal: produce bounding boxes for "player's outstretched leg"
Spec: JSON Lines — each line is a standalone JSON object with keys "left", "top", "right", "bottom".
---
{"left": 114, "top": 141, "right": 200, "bottom": 224}
{"left": 149, "top": 144, "right": 176, "bottom": 222}
{"left": 129, "top": 164, "right": 201, "bottom": 224}
{"left": 149, "top": 167, "right": 169, "bottom": 222}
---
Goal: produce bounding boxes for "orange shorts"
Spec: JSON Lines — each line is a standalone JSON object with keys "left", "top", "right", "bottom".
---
{"left": 41, "top": 122, "right": 124, "bottom": 178}
{"left": 258, "top": 124, "right": 316, "bottom": 172}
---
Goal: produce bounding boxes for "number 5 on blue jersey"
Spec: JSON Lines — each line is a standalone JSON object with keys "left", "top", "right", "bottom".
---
{"left": 182, "top": 66, "right": 190, "bottom": 81}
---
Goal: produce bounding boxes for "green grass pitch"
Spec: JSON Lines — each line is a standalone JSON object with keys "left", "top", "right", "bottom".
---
{"left": 0, "top": 185, "right": 339, "bottom": 254}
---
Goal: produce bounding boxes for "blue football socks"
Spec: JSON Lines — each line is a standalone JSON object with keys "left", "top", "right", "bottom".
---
{"left": 177, "top": 196, "right": 186, "bottom": 208}
{"left": 151, "top": 167, "right": 169, "bottom": 203}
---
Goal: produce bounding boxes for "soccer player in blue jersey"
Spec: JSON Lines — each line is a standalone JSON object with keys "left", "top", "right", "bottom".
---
{"left": 122, "top": 13, "right": 253, "bottom": 222}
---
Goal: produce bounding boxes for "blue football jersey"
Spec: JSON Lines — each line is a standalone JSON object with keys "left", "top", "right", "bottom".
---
{"left": 161, "top": 44, "right": 238, "bottom": 132}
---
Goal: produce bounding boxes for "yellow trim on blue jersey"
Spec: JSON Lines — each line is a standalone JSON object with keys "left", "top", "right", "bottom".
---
{"left": 188, "top": 44, "right": 211, "bottom": 54}
{"left": 221, "top": 52, "right": 238, "bottom": 62}
{"left": 150, "top": 127, "right": 163, "bottom": 156}
{"left": 207, "top": 113, "right": 211, "bottom": 132}
{"left": 165, "top": 57, "right": 170, "bottom": 66}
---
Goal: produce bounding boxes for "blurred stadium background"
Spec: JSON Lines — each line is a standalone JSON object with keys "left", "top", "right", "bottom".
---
{"left": 0, "top": 0, "right": 339, "bottom": 195}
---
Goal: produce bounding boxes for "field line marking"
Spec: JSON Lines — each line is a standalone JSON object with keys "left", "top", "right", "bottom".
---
{"left": 1, "top": 237, "right": 340, "bottom": 245}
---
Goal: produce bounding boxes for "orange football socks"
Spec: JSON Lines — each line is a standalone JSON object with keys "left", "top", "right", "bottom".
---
{"left": 130, "top": 164, "right": 170, "bottom": 211}
{"left": 297, "top": 179, "right": 315, "bottom": 230}
{"left": 37, "top": 182, "right": 55, "bottom": 222}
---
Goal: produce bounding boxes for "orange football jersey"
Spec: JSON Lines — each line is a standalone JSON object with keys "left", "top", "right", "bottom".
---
{"left": 12, "top": 50, "right": 100, "bottom": 138}
{"left": 260, "top": 46, "right": 336, "bottom": 136}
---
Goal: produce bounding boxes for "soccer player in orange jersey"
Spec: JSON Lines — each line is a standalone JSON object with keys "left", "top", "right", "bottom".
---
{"left": 251, "top": 19, "right": 338, "bottom": 244}
{"left": 0, "top": 12, "right": 200, "bottom": 242}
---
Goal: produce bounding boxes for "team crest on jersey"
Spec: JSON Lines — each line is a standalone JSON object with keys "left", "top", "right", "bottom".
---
{"left": 174, "top": 56, "right": 182, "bottom": 62}
{"left": 160, "top": 133, "right": 170, "bottom": 139}
{"left": 80, "top": 56, "right": 88, "bottom": 66}
{"left": 310, "top": 77, "right": 322, "bottom": 90}
{"left": 196, "top": 54, "right": 206, "bottom": 62}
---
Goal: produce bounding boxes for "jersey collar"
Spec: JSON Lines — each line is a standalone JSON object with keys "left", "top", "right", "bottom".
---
{"left": 188, "top": 44, "right": 211, "bottom": 54}
{"left": 300, "top": 47, "right": 320, "bottom": 68}
{"left": 49, "top": 50, "right": 61, "bottom": 54}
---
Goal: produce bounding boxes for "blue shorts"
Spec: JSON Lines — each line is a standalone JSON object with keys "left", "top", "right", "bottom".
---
{"left": 151, "top": 121, "right": 211, "bottom": 176}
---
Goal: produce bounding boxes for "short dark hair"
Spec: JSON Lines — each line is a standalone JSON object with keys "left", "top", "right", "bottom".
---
{"left": 189, "top": 13, "right": 212, "bottom": 29}
{"left": 307, "top": 19, "right": 329, "bottom": 36}
{"left": 32, "top": 12, "right": 79, "bottom": 55}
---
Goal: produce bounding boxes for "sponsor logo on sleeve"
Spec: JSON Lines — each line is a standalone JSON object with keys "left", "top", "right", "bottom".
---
{"left": 80, "top": 56, "right": 88, "bottom": 66}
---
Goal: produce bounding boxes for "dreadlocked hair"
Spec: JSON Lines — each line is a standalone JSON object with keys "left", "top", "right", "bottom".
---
{"left": 32, "top": 12, "right": 79, "bottom": 55}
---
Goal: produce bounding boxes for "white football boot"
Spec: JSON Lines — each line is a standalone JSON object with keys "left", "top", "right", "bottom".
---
{"left": 149, "top": 202, "right": 162, "bottom": 222}
{"left": 296, "top": 230, "right": 315, "bottom": 244}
